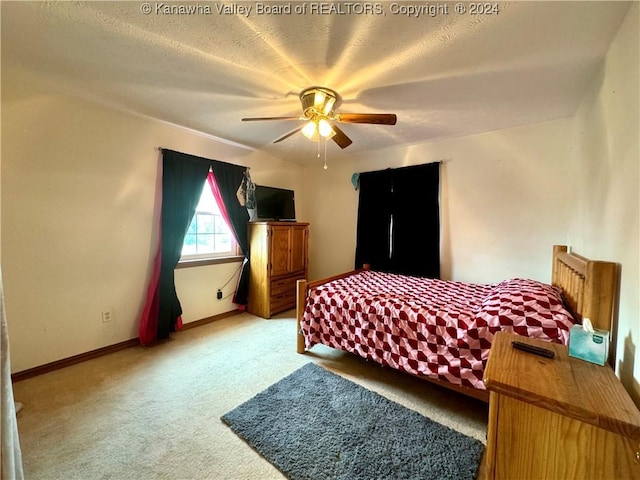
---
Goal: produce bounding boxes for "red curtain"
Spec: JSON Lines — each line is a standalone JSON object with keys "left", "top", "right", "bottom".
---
{"left": 138, "top": 245, "right": 162, "bottom": 345}
{"left": 207, "top": 171, "right": 232, "bottom": 228}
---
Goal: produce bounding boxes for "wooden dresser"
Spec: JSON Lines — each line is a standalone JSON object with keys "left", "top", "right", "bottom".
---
{"left": 247, "top": 221, "right": 309, "bottom": 318}
{"left": 483, "top": 331, "right": 640, "bottom": 480}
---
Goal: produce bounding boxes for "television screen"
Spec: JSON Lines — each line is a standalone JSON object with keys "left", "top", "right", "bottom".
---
{"left": 254, "top": 185, "right": 296, "bottom": 221}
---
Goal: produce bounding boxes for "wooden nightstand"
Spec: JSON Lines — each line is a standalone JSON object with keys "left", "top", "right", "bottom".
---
{"left": 483, "top": 331, "right": 640, "bottom": 480}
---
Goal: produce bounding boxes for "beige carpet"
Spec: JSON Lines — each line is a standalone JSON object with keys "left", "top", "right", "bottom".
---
{"left": 12, "top": 311, "right": 489, "bottom": 480}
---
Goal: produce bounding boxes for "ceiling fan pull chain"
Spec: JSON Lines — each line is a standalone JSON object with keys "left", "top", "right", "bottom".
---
{"left": 323, "top": 137, "right": 328, "bottom": 170}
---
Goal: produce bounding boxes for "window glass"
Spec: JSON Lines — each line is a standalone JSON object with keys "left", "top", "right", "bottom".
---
{"left": 181, "top": 181, "right": 237, "bottom": 260}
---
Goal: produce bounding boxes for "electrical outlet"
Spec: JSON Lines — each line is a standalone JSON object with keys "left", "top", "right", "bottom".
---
{"left": 217, "top": 290, "right": 223, "bottom": 300}
{"left": 101, "top": 310, "right": 113, "bottom": 323}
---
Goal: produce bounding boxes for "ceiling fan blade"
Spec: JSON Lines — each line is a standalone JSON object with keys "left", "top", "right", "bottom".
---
{"left": 331, "top": 124, "right": 353, "bottom": 149}
{"left": 242, "top": 116, "right": 302, "bottom": 122}
{"left": 273, "top": 127, "right": 302, "bottom": 143}
{"left": 335, "top": 113, "right": 397, "bottom": 125}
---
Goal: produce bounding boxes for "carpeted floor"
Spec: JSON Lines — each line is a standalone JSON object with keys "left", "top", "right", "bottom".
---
{"left": 12, "top": 311, "right": 489, "bottom": 479}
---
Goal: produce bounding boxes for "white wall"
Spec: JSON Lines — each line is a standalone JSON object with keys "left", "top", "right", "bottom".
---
{"left": 567, "top": 3, "right": 639, "bottom": 404}
{"left": 304, "top": 118, "right": 574, "bottom": 284}
{"left": 1, "top": 80, "right": 306, "bottom": 372}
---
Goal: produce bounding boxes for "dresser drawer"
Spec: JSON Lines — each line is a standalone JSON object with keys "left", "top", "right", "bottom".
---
{"left": 271, "top": 275, "right": 304, "bottom": 296}
{"left": 270, "top": 291, "right": 296, "bottom": 315}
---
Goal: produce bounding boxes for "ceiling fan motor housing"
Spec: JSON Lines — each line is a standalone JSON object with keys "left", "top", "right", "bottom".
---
{"left": 299, "top": 86, "right": 342, "bottom": 119}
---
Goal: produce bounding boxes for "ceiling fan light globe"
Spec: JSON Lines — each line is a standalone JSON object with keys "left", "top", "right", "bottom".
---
{"left": 302, "top": 120, "right": 318, "bottom": 140}
{"left": 318, "top": 119, "right": 334, "bottom": 137}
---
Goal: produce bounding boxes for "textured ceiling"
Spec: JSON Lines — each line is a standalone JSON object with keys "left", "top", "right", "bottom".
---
{"left": 1, "top": 1, "right": 631, "bottom": 164}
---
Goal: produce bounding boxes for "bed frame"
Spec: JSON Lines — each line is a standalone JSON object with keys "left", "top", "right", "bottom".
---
{"left": 296, "top": 245, "right": 617, "bottom": 402}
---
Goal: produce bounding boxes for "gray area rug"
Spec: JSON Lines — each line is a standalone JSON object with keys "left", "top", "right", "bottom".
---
{"left": 221, "top": 363, "right": 484, "bottom": 480}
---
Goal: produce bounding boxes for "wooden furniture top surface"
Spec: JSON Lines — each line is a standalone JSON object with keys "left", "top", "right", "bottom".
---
{"left": 248, "top": 221, "right": 309, "bottom": 226}
{"left": 484, "top": 331, "right": 640, "bottom": 440}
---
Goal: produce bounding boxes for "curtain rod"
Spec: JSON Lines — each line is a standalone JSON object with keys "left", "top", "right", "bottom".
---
{"left": 155, "top": 149, "right": 250, "bottom": 172}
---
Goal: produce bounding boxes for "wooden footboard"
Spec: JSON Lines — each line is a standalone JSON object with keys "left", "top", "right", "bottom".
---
{"left": 296, "top": 278, "right": 308, "bottom": 354}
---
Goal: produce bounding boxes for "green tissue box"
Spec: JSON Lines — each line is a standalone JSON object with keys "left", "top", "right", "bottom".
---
{"left": 568, "top": 322, "right": 609, "bottom": 366}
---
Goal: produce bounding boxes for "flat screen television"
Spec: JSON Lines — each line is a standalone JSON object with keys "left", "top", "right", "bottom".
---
{"left": 253, "top": 185, "right": 296, "bottom": 221}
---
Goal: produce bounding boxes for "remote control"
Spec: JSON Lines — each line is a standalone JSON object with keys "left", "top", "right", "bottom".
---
{"left": 511, "top": 341, "right": 555, "bottom": 359}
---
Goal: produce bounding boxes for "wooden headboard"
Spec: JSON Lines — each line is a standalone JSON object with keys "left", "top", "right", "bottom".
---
{"left": 551, "top": 245, "right": 617, "bottom": 332}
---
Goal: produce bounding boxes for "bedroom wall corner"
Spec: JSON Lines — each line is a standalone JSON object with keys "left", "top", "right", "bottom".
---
{"left": 568, "top": 3, "right": 639, "bottom": 405}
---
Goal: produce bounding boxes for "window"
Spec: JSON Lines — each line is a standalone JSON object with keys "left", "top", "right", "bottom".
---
{"left": 181, "top": 180, "right": 238, "bottom": 261}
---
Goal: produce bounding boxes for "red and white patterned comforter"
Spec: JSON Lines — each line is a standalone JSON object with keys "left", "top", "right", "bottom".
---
{"left": 300, "top": 270, "right": 577, "bottom": 390}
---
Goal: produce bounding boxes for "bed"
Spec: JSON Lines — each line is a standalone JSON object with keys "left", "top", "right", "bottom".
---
{"left": 296, "top": 245, "right": 617, "bottom": 402}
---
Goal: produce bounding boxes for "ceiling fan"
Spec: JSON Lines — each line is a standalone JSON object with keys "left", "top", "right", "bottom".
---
{"left": 242, "top": 86, "right": 397, "bottom": 149}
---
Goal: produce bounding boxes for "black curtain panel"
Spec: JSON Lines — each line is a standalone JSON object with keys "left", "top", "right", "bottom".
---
{"left": 209, "top": 160, "right": 250, "bottom": 304}
{"left": 390, "top": 163, "right": 440, "bottom": 278}
{"left": 355, "top": 169, "right": 393, "bottom": 271}
{"left": 355, "top": 163, "right": 440, "bottom": 278}
{"left": 157, "top": 150, "right": 212, "bottom": 340}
